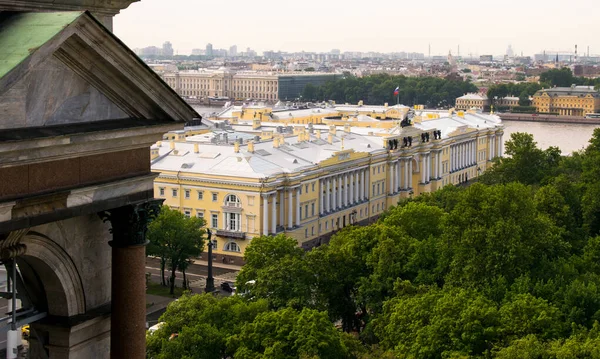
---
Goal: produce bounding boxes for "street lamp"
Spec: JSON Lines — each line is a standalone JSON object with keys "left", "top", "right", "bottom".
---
{"left": 204, "top": 228, "right": 215, "bottom": 293}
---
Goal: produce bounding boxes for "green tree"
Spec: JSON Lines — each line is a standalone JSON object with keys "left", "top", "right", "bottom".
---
{"left": 540, "top": 68, "right": 575, "bottom": 88}
{"left": 147, "top": 206, "right": 206, "bottom": 294}
{"left": 480, "top": 132, "right": 561, "bottom": 185}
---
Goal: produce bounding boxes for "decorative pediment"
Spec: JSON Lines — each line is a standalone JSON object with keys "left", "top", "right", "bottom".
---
{"left": 0, "top": 11, "right": 199, "bottom": 131}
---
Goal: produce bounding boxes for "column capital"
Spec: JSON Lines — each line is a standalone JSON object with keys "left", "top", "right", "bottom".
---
{"left": 100, "top": 200, "right": 163, "bottom": 248}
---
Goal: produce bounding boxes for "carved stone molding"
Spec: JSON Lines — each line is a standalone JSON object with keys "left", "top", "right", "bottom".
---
{"left": 99, "top": 200, "right": 162, "bottom": 247}
{"left": 0, "top": 228, "right": 28, "bottom": 259}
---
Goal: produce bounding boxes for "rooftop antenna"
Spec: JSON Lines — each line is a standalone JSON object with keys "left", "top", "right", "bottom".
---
{"left": 575, "top": 44, "right": 578, "bottom": 63}
{"left": 428, "top": 44, "right": 431, "bottom": 59}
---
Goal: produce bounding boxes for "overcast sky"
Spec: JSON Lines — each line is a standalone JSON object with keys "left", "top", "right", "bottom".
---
{"left": 113, "top": 0, "right": 598, "bottom": 56}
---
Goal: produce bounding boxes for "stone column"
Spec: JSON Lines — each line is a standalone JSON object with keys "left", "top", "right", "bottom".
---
{"left": 396, "top": 161, "right": 401, "bottom": 191}
{"left": 498, "top": 135, "right": 503, "bottom": 157}
{"left": 279, "top": 191, "right": 284, "bottom": 227}
{"left": 348, "top": 172, "right": 353, "bottom": 205}
{"left": 326, "top": 179, "right": 331, "bottom": 212}
{"left": 421, "top": 155, "right": 426, "bottom": 183}
{"left": 404, "top": 159, "right": 408, "bottom": 189}
{"left": 296, "top": 188, "right": 301, "bottom": 224}
{"left": 288, "top": 189, "right": 294, "bottom": 229}
{"left": 319, "top": 181, "right": 324, "bottom": 216}
{"left": 390, "top": 164, "right": 395, "bottom": 195}
{"left": 434, "top": 152, "right": 439, "bottom": 179}
{"left": 263, "top": 196, "right": 269, "bottom": 235}
{"left": 450, "top": 145, "right": 454, "bottom": 172}
{"left": 408, "top": 160, "right": 413, "bottom": 188}
{"left": 100, "top": 201, "right": 162, "bottom": 359}
{"left": 271, "top": 193, "right": 277, "bottom": 234}
{"left": 331, "top": 177, "right": 337, "bottom": 210}
{"left": 360, "top": 170, "right": 365, "bottom": 200}
{"left": 344, "top": 174, "right": 349, "bottom": 207}
{"left": 337, "top": 175, "right": 343, "bottom": 208}
{"left": 427, "top": 154, "right": 431, "bottom": 181}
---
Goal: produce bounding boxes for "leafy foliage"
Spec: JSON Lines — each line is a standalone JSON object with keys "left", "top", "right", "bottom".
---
{"left": 302, "top": 74, "right": 477, "bottom": 108}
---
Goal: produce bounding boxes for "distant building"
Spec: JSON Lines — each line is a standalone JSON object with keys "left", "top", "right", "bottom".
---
{"left": 206, "top": 43, "right": 213, "bottom": 57}
{"left": 191, "top": 48, "right": 205, "bottom": 56}
{"left": 152, "top": 105, "right": 504, "bottom": 261}
{"left": 532, "top": 85, "right": 600, "bottom": 116}
{"left": 480, "top": 55, "right": 493, "bottom": 62}
{"left": 162, "top": 41, "right": 173, "bottom": 57}
{"left": 455, "top": 93, "right": 489, "bottom": 110}
{"left": 139, "top": 46, "right": 161, "bottom": 56}
{"left": 229, "top": 45, "right": 237, "bottom": 57}
{"left": 162, "top": 69, "right": 338, "bottom": 101}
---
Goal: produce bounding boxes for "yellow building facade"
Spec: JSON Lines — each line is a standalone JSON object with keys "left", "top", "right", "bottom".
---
{"left": 151, "top": 107, "right": 504, "bottom": 264}
{"left": 532, "top": 86, "right": 600, "bottom": 116}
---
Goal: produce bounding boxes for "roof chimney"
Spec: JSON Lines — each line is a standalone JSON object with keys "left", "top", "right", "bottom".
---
{"left": 344, "top": 123, "right": 351, "bottom": 133}
{"left": 252, "top": 118, "right": 261, "bottom": 130}
{"left": 157, "top": 141, "right": 162, "bottom": 147}
{"left": 248, "top": 141, "right": 255, "bottom": 153}
{"left": 170, "top": 140, "right": 175, "bottom": 150}
{"left": 329, "top": 125, "right": 336, "bottom": 135}
{"left": 234, "top": 142, "right": 240, "bottom": 153}
{"left": 194, "top": 143, "right": 199, "bottom": 153}
{"left": 327, "top": 133, "right": 334, "bottom": 144}
{"left": 273, "top": 137, "right": 281, "bottom": 148}
{"left": 316, "top": 130, "right": 321, "bottom": 139}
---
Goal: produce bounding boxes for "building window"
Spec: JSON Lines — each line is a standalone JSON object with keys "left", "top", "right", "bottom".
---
{"left": 312, "top": 183, "right": 315, "bottom": 192}
{"left": 225, "top": 194, "right": 241, "bottom": 207}
{"left": 211, "top": 214, "right": 218, "bottom": 228}
{"left": 184, "top": 210, "right": 191, "bottom": 218}
{"left": 198, "top": 191, "right": 204, "bottom": 200}
{"left": 305, "top": 184, "right": 309, "bottom": 193}
{"left": 172, "top": 189, "right": 178, "bottom": 197}
{"left": 224, "top": 242, "right": 241, "bottom": 252}
{"left": 311, "top": 227, "right": 314, "bottom": 236}
{"left": 212, "top": 193, "right": 218, "bottom": 202}
{"left": 305, "top": 204, "right": 309, "bottom": 218}
{"left": 325, "top": 222, "right": 329, "bottom": 230}
{"left": 311, "top": 203, "right": 315, "bottom": 216}
{"left": 305, "top": 229, "right": 308, "bottom": 238}
{"left": 159, "top": 187, "right": 165, "bottom": 196}
{"left": 185, "top": 189, "right": 190, "bottom": 199}
{"left": 197, "top": 211, "right": 204, "bottom": 219}
{"left": 211, "top": 240, "right": 218, "bottom": 249}
{"left": 224, "top": 212, "right": 241, "bottom": 231}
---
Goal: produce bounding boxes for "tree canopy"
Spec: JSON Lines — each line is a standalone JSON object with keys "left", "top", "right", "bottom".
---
{"left": 147, "top": 206, "right": 206, "bottom": 294}
{"left": 301, "top": 74, "right": 478, "bottom": 108}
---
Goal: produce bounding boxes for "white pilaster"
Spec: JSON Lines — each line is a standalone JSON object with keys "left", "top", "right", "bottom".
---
{"left": 319, "top": 181, "right": 324, "bottom": 215}
{"left": 279, "top": 191, "right": 284, "bottom": 227}
{"left": 288, "top": 189, "right": 294, "bottom": 229}
{"left": 271, "top": 193, "right": 277, "bottom": 234}
{"left": 337, "top": 175, "right": 343, "bottom": 208}
{"left": 408, "top": 159, "right": 413, "bottom": 188}
{"left": 263, "top": 195, "right": 269, "bottom": 235}
{"left": 326, "top": 179, "right": 331, "bottom": 212}
{"left": 332, "top": 177, "right": 336, "bottom": 210}
{"left": 344, "top": 173, "right": 349, "bottom": 206}
{"left": 361, "top": 170, "right": 365, "bottom": 200}
{"left": 296, "top": 187, "right": 301, "bottom": 224}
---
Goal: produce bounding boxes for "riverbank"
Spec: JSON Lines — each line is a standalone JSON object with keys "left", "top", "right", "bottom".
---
{"left": 499, "top": 113, "right": 600, "bottom": 125}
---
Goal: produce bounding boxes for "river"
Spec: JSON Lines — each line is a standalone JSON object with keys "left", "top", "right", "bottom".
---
{"left": 502, "top": 120, "right": 599, "bottom": 155}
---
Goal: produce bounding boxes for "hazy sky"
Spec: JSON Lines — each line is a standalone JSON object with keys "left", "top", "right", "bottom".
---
{"left": 114, "top": 0, "right": 598, "bottom": 56}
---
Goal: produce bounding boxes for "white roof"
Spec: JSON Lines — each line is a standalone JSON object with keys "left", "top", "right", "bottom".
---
{"left": 457, "top": 93, "right": 487, "bottom": 100}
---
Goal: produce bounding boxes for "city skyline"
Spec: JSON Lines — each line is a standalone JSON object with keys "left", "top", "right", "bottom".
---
{"left": 114, "top": 0, "right": 598, "bottom": 57}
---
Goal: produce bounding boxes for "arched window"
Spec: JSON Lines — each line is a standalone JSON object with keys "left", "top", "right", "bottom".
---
{"left": 224, "top": 194, "right": 241, "bottom": 207}
{"left": 224, "top": 242, "right": 240, "bottom": 252}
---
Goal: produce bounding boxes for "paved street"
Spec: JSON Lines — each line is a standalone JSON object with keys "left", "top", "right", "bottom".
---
{"left": 145, "top": 257, "right": 238, "bottom": 288}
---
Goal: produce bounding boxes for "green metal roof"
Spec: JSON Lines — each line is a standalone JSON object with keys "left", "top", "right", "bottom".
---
{"left": 0, "top": 11, "right": 83, "bottom": 80}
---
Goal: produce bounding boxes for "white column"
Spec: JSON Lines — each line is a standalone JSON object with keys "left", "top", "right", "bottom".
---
{"left": 288, "top": 189, "right": 294, "bottom": 228}
{"left": 404, "top": 159, "right": 409, "bottom": 189}
{"left": 390, "top": 164, "right": 395, "bottom": 195}
{"left": 434, "top": 152, "right": 439, "bottom": 179}
{"left": 331, "top": 177, "right": 336, "bottom": 210}
{"left": 421, "top": 155, "right": 426, "bottom": 183}
{"left": 499, "top": 135, "right": 503, "bottom": 157}
{"left": 279, "top": 191, "right": 284, "bottom": 227}
{"left": 337, "top": 175, "right": 343, "bottom": 208}
{"left": 451, "top": 145, "right": 454, "bottom": 172}
{"left": 488, "top": 137, "right": 493, "bottom": 160}
{"left": 427, "top": 154, "right": 431, "bottom": 181}
{"left": 349, "top": 172, "right": 354, "bottom": 204}
{"left": 296, "top": 188, "right": 301, "bottom": 224}
{"left": 361, "top": 170, "right": 365, "bottom": 200}
{"left": 344, "top": 173, "right": 349, "bottom": 206}
{"left": 319, "top": 181, "right": 324, "bottom": 215}
{"left": 408, "top": 159, "right": 413, "bottom": 188}
{"left": 263, "top": 195, "right": 269, "bottom": 235}
{"left": 271, "top": 193, "right": 277, "bottom": 234}
{"left": 396, "top": 161, "right": 401, "bottom": 191}
{"left": 326, "top": 179, "right": 331, "bottom": 212}
{"left": 354, "top": 171, "right": 359, "bottom": 203}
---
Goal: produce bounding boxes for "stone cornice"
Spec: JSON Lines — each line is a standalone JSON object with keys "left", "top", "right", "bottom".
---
{"left": 0, "top": 121, "right": 181, "bottom": 168}
{"left": 0, "top": 0, "right": 140, "bottom": 16}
